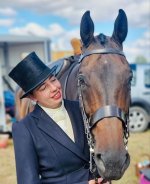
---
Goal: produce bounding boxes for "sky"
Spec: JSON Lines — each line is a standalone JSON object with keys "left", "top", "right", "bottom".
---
{"left": 0, "top": 0, "right": 149, "bottom": 63}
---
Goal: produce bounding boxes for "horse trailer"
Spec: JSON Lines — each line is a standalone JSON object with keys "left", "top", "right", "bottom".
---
{"left": 0, "top": 66, "right": 7, "bottom": 132}
{"left": 129, "top": 63, "right": 150, "bottom": 132}
{"left": 0, "top": 35, "right": 51, "bottom": 133}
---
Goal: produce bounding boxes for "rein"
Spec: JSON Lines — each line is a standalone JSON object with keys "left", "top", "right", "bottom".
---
{"left": 77, "top": 48, "right": 130, "bottom": 183}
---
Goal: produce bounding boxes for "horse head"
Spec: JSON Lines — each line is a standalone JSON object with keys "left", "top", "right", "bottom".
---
{"left": 78, "top": 9, "right": 132, "bottom": 180}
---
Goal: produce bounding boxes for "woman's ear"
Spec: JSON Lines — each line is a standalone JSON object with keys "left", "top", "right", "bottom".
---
{"left": 28, "top": 94, "right": 37, "bottom": 103}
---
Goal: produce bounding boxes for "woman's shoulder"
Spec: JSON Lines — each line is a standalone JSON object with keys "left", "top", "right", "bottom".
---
{"left": 64, "top": 99, "right": 79, "bottom": 106}
{"left": 12, "top": 113, "right": 33, "bottom": 131}
{"left": 64, "top": 99, "right": 82, "bottom": 115}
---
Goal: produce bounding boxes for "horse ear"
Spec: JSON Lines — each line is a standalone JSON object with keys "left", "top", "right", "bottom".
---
{"left": 80, "top": 11, "right": 94, "bottom": 47}
{"left": 112, "top": 9, "right": 128, "bottom": 44}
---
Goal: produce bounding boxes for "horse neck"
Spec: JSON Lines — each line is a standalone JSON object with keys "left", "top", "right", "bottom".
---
{"left": 59, "top": 62, "right": 80, "bottom": 100}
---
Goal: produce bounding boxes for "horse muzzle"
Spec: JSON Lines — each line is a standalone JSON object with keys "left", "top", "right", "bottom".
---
{"left": 94, "top": 149, "right": 130, "bottom": 180}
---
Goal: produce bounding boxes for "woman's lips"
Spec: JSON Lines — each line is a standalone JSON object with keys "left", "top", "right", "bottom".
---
{"left": 52, "top": 91, "right": 61, "bottom": 100}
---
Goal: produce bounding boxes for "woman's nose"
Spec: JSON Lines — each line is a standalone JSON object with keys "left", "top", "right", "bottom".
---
{"left": 49, "top": 83, "right": 57, "bottom": 92}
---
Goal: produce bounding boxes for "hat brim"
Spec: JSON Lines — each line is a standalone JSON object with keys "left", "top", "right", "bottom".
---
{"left": 20, "top": 65, "right": 57, "bottom": 99}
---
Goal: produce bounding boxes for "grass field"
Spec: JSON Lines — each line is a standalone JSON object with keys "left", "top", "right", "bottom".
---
{"left": 0, "top": 130, "right": 149, "bottom": 184}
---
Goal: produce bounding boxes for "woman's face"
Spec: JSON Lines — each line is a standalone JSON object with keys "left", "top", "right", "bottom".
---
{"left": 30, "top": 76, "right": 62, "bottom": 109}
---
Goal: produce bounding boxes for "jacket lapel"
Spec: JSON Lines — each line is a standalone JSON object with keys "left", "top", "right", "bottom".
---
{"left": 32, "top": 104, "right": 88, "bottom": 162}
{"left": 64, "top": 100, "right": 85, "bottom": 152}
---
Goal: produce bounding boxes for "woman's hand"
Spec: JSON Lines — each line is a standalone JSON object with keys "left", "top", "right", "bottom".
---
{"left": 88, "top": 179, "right": 96, "bottom": 184}
{"left": 89, "top": 178, "right": 110, "bottom": 184}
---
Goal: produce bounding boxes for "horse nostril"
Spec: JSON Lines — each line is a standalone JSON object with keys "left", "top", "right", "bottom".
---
{"left": 96, "top": 153, "right": 102, "bottom": 160}
{"left": 96, "top": 153, "right": 106, "bottom": 173}
{"left": 125, "top": 153, "right": 130, "bottom": 163}
{"left": 121, "top": 153, "right": 130, "bottom": 173}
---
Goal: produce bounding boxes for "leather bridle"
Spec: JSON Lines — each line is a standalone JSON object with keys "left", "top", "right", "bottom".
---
{"left": 77, "top": 48, "right": 130, "bottom": 180}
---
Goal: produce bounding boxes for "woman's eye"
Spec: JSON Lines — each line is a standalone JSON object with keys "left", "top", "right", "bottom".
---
{"left": 39, "top": 85, "right": 46, "bottom": 91}
{"left": 50, "top": 77, "right": 56, "bottom": 82}
{"left": 52, "top": 78, "right": 56, "bottom": 82}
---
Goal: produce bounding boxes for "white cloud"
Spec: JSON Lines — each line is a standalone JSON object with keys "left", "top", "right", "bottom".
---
{"left": 9, "top": 21, "right": 79, "bottom": 51}
{"left": 9, "top": 22, "right": 65, "bottom": 37}
{"left": 51, "top": 29, "right": 80, "bottom": 51}
{"left": 10, "top": 23, "right": 50, "bottom": 36}
{"left": 0, "top": 0, "right": 149, "bottom": 62}
{"left": 134, "top": 32, "right": 150, "bottom": 49}
{"left": 48, "top": 24, "right": 65, "bottom": 37}
{"left": 125, "top": 30, "right": 150, "bottom": 63}
{"left": 8, "top": 21, "right": 150, "bottom": 62}
{"left": 0, "top": 0, "right": 149, "bottom": 28}
{"left": 125, "top": 1, "right": 150, "bottom": 28}
{"left": 0, "top": 7, "right": 17, "bottom": 16}
{"left": 0, "top": 19, "right": 15, "bottom": 27}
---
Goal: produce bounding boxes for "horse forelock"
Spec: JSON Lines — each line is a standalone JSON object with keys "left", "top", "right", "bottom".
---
{"left": 97, "top": 33, "right": 107, "bottom": 45}
{"left": 83, "top": 33, "right": 123, "bottom": 54}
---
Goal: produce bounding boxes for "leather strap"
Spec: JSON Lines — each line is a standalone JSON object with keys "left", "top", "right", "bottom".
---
{"left": 79, "top": 48, "right": 125, "bottom": 63}
{"left": 90, "top": 105, "right": 127, "bottom": 129}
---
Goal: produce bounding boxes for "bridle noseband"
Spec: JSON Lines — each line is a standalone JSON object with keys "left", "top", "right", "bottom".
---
{"left": 90, "top": 105, "right": 127, "bottom": 130}
{"left": 77, "top": 48, "right": 130, "bottom": 180}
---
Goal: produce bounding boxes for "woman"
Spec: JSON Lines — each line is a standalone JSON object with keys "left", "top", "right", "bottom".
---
{"left": 9, "top": 52, "right": 107, "bottom": 184}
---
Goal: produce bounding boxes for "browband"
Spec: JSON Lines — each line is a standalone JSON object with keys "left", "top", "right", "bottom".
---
{"left": 79, "top": 48, "right": 125, "bottom": 63}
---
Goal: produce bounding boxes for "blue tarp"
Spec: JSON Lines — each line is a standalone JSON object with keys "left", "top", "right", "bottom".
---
{"left": 4, "top": 90, "right": 15, "bottom": 108}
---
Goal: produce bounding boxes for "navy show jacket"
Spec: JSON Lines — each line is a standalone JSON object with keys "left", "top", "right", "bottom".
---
{"left": 12, "top": 99, "right": 91, "bottom": 184}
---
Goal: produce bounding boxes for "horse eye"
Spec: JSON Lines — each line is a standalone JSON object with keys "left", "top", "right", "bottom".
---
{"left": 129, "top": 70, "right": 133, "bottom": 81}
{"left": 78, "top": 75, "right": 86, "bottom": 86}
{"left": 126, "top": 76, "right": 132, "bottom": 91}
{"left": 128, "top": 75, "right": 133, "bottom": 85}
{"left": 80, "top": 78, "right": 86, "bottom": 86}
{"left": 126, "top": 71, "right": 133, "bottom": 86}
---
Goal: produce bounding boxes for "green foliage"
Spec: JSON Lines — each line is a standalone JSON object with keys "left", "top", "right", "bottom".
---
{"left": 135, "top": 55, "right": 148, "bottom": 64}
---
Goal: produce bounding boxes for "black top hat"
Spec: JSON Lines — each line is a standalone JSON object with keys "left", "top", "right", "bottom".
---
{"left": 9, "top": 52, "right": 57, "bottom": 99}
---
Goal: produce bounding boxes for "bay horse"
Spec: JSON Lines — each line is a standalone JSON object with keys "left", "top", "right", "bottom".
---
{"left": 14, "top": 9, "right": 132, "bottom": 182}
